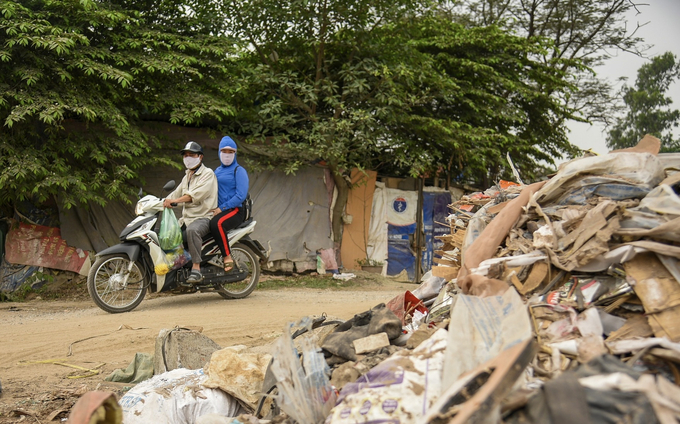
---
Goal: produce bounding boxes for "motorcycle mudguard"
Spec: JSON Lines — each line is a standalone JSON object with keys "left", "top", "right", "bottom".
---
{"left": 238, "top": 236, "right": 268, "bottom": 261}
{"left": 96, "top": 242, "right": 141, "bottom": 262}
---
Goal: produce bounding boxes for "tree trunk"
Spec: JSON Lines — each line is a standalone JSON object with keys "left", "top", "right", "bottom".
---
{"left": 329, "top": 164, "right": 349, "bottom": 245}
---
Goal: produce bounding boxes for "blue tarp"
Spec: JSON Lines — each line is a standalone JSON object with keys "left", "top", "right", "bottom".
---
{"left": 421, "top": 192, "right": 452, "bottom": 273}
{"left": 387, "top": 223, "right": 416, "bottom": 281}
{"left": 422, "top": 193, "right": 435, "bottom": 273}
{"left": 386, "top": 191, "right": 452, "bottom": 281}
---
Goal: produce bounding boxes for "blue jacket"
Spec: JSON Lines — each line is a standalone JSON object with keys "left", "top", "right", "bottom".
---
{"left": 214, "top": 136, "right": 249, "bottom": 211}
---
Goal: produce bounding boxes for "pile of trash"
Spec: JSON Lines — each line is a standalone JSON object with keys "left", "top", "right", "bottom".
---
{"left": 68, "top": 136, "right": 680, "bottom": 424}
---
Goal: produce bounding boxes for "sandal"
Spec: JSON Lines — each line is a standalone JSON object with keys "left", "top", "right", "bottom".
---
{"left": 223, "top": 259, "right": 235, "bottom": 272}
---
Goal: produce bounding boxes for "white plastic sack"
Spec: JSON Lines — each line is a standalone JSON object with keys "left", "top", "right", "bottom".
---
{"left": 119, "top": 368, "right": 245, "bottom": 424}
{"left": 441, "top": 288, "right": 532, "bottom": 391}
{"left": 328, "top": 329, "right": 448, "bottom": 424}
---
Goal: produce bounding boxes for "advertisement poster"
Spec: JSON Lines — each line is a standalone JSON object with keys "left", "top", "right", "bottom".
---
{"left": 5, "top": 222, "right": 91, "bottom": 275}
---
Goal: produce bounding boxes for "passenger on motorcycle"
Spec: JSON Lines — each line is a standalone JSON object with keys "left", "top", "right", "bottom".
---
{"left": 210, "top": 136, "right": 249, "bottom": 272}
{"left": 163, "top": 141, "right": 218, "bottom": 283}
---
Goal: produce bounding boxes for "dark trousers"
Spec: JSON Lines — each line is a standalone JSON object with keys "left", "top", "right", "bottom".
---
{"left": 209, "top": 207, "right": 246, "bottom": 257}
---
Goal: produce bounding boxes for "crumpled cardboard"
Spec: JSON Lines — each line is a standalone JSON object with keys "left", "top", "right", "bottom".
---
{"left": 625, "top": 253, "right": 680, "bottom": 342}
{"left": 203, "top": 345, "right": 272, "bottom": 410}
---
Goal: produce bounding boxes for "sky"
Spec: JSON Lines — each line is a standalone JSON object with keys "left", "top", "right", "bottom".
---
{"left": 567, "top": 0, "right": 680, "bottom": 155}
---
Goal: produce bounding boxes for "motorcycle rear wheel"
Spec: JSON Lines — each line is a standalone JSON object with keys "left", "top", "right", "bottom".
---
{"left": 87, "top": 254, "right": 148, "bottom": 313}
{"left": 216, "top": 243, "right": 260, "bottom": 299}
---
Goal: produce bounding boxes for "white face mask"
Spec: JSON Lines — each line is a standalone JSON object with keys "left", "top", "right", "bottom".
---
{"left": 183, "top": 156, "right": 201, "bottom": 169}
{"left": 220, "top": 152, "right": 235, "bottom": 166}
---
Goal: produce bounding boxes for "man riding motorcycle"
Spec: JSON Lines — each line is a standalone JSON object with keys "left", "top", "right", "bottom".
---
{"left": 163, "top": 141, "right": 217, "bottom": 283}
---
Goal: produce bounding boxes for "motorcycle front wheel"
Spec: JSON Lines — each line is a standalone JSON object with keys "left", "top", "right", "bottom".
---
{"left": 87, "top": 254, "right": 148, "bottom": 313}
{"left": 216, "top": 243, "right": 260, "bottom": 299}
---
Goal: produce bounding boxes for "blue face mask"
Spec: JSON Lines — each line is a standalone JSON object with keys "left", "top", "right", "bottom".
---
{"left": 220, "top": 152, "right": 235, "bottom": 166}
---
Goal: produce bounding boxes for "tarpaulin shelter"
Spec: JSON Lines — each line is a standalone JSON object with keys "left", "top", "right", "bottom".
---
{"left": 345, "top": 175, "right": 462, "bottom": 281}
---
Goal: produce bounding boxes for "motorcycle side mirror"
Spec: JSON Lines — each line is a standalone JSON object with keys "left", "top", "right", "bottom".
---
{"left": 163, "top": 180, "right": 176, "bottom": 192}
{"left": 137, "top": 187, "right": 143, "bottom": 199}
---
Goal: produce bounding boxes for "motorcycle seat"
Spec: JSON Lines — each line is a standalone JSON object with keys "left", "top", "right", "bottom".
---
{"left": 180, "top": 218, "right": 255, "bottom": 244}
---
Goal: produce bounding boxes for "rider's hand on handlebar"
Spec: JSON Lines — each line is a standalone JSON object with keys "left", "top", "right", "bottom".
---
{"left": 163, "top": 198, "right": 175, "bottom": 208}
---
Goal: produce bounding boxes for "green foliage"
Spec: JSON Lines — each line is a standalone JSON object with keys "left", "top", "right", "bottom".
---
{"left": 447, "top": 0, "right": 646, "bottom": 126}
{"left": 0, "top": 0, "right": 239, "bottom": 211}
{"left": 214, "top": 0, "right": 577, "bottom": 187}
{"left": 606, "top": 52, "right": 680, "bottom": 152}
{"left": 387, "top": 20, "right": 579, "bottom": 185}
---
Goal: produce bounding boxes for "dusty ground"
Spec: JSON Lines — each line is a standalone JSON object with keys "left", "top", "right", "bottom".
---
{"left": 0, "top": 273, "right": 413, "bottom": 423}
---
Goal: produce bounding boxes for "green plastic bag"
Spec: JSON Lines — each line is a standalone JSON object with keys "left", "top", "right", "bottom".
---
{"left": 159, "top": 208, "right": 183, "bottom": 251}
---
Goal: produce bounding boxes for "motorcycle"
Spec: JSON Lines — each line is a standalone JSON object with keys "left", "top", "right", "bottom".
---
{"left": 87, "top": 180, "right": 268, "bottom": 313}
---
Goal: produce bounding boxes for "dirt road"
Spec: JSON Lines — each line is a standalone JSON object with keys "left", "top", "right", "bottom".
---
{"left": 0, "top": 279, "right": 412, "bottom": 422}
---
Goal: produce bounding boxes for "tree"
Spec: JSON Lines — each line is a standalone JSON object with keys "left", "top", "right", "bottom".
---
{"left": 0, "top": 0, "right": 238, "bottom": 213}
{"left": 606, "top": 52, "right": 680, "bottom": 151}
{"left": 443, "top": 0, "right": 647, "bottom": 126}
{"left": 387, "top": 19, "right": 579, "bottom": 188}
{"left": 209, "top": 0, "right": 578, "bottom": 241}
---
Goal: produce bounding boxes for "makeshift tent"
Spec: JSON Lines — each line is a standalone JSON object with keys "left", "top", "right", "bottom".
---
{"left": 248, "top": 167, "right": 335, "bottom": 272}
{"left": 384, "top": 188, "right": 419, "bottom": 281}
{"left": 363, "top": 181, "right": 461, "bottom": 281}
{"left": 340, "top": 170, "right": 377, "bottom": 271}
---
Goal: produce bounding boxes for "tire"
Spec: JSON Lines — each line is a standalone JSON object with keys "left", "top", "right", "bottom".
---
{"left": 87, "top": 254, "right": 148, "bottom": 313}
{"left": 216, "top": 243, "right": 260, "bottom": 299}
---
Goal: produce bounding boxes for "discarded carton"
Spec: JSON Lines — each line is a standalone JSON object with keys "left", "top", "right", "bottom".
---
{"left": 625, "top": 253, "right": 680, "bottom": 342}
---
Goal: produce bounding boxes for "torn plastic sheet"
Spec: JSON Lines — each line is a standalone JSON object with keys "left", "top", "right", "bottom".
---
{"left": 578, "top": 373, "right": 680, "bottom": 424}
{"left": 461, "top": 200, "right": 496, "bottom": 258}
{"left": 548, "top": 176, "right": 654, "bottom": 206}
{"left": 635, "top": 184, "right": 680, "bottom": 216}
{"left": 441, "top": 288, "right": 532, "bottom": 390}
{"left": 535, "top": 152, "right": 665, "bottom": 207}
{"left": 271, "top": 318, "right": 337, "bottom": 424}
{"left": 471, "top": 251, "right": 547, "bottom": 276}
{"left": 617, "top": 215, "right": 680, "bottom": 242}
{"left": 658, "top": 255, "right": 680, "bottom": 287}
{"left": 574, "top": 245, "right": 650, "bottom": 272}
{"left": 573, "top": 240, "right": 680, "bottom": 273}
{"left": 606, "top": 337, "right": 680, "bottom": 355}
{"left": 412, "top": 271, "right": 446, "bottom": 300}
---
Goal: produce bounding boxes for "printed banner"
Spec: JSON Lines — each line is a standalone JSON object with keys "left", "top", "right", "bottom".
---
{"left": 5, "top": 222, "right": 91, "bottom": 275}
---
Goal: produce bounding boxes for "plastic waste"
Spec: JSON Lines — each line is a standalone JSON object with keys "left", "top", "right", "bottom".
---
{"left": 119, "top": 368, "right": 245, "bottom": 424}
{"left": 154, "top": 246, "right": 191, "bottom": 275}
{"left": 269, "top": 318, "right": 337, "bottom": 424}
{"left": 159, "top": 208, "right": 183, "bottom": 251}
